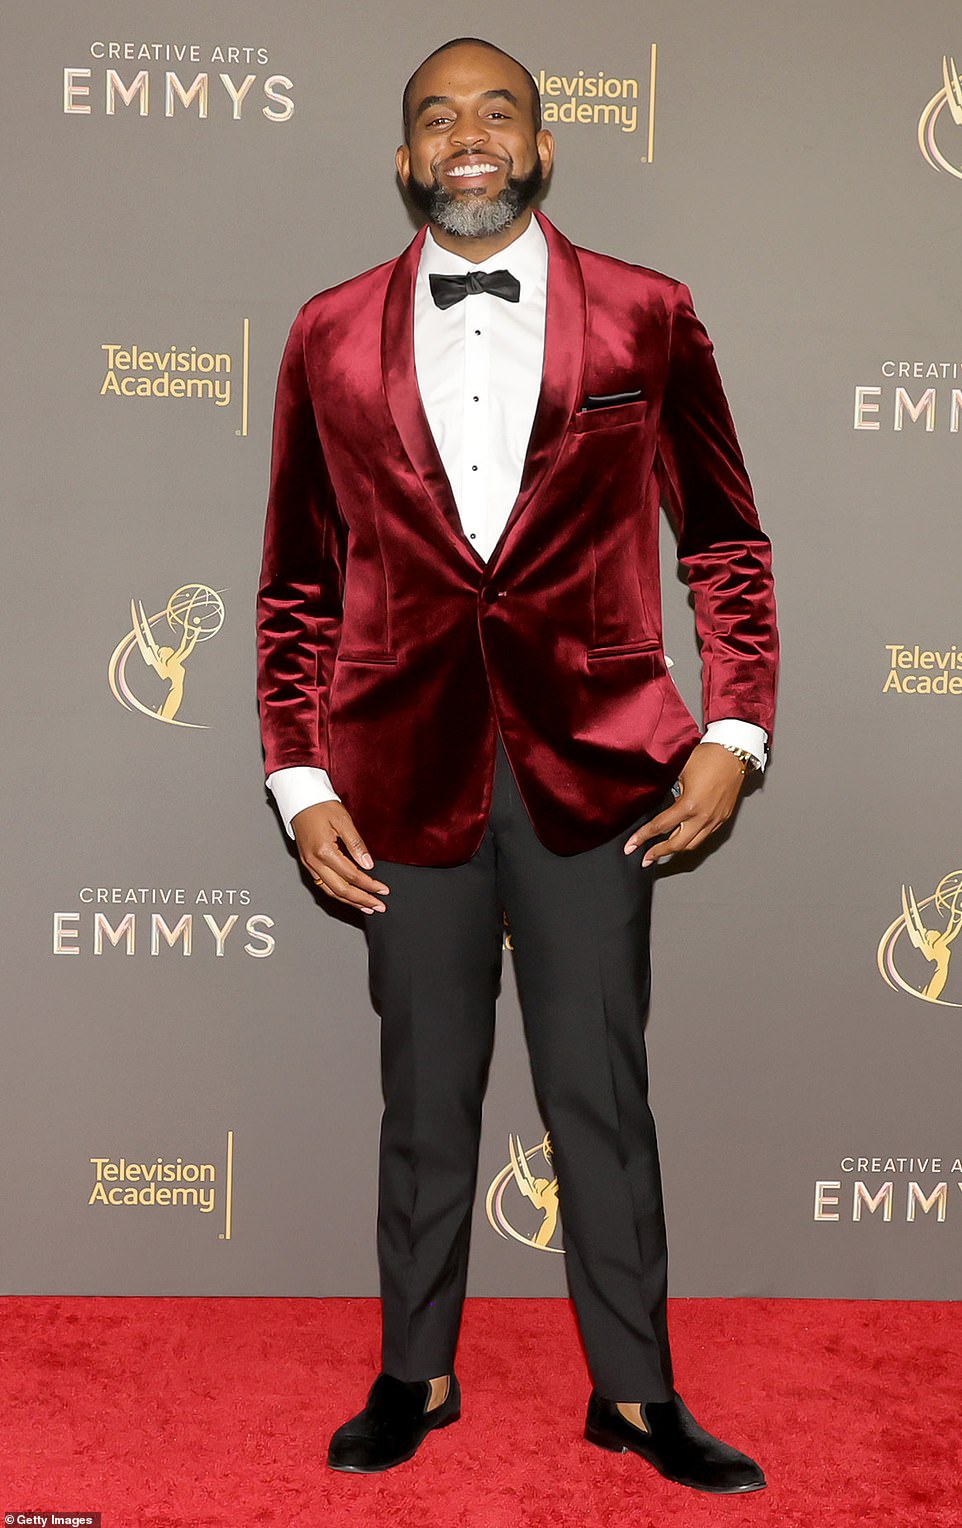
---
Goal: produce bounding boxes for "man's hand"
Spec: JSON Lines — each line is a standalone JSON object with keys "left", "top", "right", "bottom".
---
{"left": 625, "top": 742, "right": 750, "bottom": 867}
{"left": 291, "top": 801, "right": 390, "bottom": 913}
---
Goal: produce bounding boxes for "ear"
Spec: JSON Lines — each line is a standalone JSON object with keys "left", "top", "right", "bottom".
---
{"left": 536, "top": 129, "right": 555, "bottom": 178}
{"left": 395, "top": 143, "right": 410, "bottom": 185}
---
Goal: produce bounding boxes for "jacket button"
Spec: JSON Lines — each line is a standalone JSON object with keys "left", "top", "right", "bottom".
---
{"left": 482, "top": 586, "right": 505, "bottom": 603}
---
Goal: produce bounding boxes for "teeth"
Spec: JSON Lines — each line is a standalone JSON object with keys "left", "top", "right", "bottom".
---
{"left": 447, "top": 163, "right": 500, "bottom": 177}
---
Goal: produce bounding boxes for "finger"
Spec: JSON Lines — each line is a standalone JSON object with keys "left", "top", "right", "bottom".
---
{"left": 306, "top": 860, "right": 387, "bottom": 913}
{"left": 640, "top": 822, "right": 701, "bottom": 866}
{"left": 318, "top": 840, "right": 390, "bottom": 895}
{"left": 625, "top": 804, "right": 689, "bottom": 854}
{"left": 642, "top": 816, "right": 721, "bottom": 866}
{"left": 330, "top": 809, "right": 377, "bottom": 873}
{"left": 300, "top": 844, "right": 389, "bottom": 898}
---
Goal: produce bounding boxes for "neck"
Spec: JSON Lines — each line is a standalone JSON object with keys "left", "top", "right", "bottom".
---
{"left": 427, "top": 208, "right": 533, "bottom": 265}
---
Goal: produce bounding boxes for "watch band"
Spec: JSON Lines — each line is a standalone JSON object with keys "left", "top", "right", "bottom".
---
{"left": 718, "top": 743, "right": 761, "bottom": 774}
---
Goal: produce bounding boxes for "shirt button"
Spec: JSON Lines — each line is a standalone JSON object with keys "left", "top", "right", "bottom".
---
{"left": 474, "top": 329, "right": 481, "bottom": 336}
{"left": 473, "top": 396, "right": 479, "bottom": 402}
{"left": 471, "top": 464, "right": 478, "bottom": 471}
{"left": 470, "top": 532, "right": 476, "bottom": 539}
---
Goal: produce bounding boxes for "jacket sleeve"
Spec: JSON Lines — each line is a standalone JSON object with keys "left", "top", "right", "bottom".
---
{"left": 256, "top": 304, "right": 345, "bottom": 778}
{"left": 654, "top": 281, "right": 779, "bottom": 738}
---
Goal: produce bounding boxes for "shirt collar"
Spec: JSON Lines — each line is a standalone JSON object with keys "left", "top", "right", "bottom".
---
{"left": 418, "top": 213, "right": 547, "bottom": 299}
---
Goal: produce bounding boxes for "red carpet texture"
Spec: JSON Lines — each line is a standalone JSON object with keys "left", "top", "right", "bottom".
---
{"left": 2, "top": 1296, "right": 960, "bottom": 1527}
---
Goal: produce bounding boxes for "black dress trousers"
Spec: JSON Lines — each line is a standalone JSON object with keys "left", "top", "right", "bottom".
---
{"left": 362, "top": 730, "right": 676, "bottom": 1401}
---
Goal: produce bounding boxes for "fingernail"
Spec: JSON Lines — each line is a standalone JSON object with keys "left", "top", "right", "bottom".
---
{"left": 624, "top": 843, "right": 636, "bottom": 855}
{"left": 361, "top": 853, "right": 374, "bottom": 869}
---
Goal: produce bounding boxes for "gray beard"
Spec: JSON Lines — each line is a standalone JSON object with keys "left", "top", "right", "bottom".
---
{"left": 405, "top": 158, "right": 544, "bottom": 240}
{"left": 429, "top": 186, "right": 523, "bottom": 239}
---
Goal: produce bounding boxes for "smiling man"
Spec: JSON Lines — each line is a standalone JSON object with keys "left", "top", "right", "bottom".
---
{"left": 256, "top": 36, "right": 778, "bottom": 1494}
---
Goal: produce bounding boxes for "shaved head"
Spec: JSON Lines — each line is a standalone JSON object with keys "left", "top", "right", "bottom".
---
{"left": 402, "top": 36, "right": 542, "bottom": 143}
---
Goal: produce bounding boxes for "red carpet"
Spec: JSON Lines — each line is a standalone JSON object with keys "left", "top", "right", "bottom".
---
{"left": 2, "top": 1296, "right": 959, "bottom": 1526}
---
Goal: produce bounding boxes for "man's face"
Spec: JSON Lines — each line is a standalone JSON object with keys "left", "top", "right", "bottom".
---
{"left": 396, "top": 44, "right": 554, "bottom": 239}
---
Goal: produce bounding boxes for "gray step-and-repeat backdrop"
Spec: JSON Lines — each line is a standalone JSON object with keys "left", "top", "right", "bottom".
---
{"left": 3, "top": 1, "right": 961, "bottom": 1299}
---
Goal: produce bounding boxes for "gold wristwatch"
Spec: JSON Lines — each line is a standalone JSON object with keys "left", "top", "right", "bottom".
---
{"left": 718, "top": 744, "right": 761, "bottom": 774}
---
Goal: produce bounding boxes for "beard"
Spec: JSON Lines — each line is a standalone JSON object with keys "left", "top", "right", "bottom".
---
{"left": 405, "top": 155, "right": 545, "bottom": 239}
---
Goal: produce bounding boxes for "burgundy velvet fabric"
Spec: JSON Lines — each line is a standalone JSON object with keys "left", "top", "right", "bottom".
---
{"left": 255, "top": 210, "right": 779, "bottom": 864}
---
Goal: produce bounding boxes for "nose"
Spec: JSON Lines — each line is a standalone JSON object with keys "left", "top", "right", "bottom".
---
{"left": 450, "top": 122, "right": 489, "bottom": 150}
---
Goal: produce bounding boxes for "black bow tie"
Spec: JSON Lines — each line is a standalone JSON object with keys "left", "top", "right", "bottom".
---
{"left": 429, "top": 269, "right": 521, "bottom": 310}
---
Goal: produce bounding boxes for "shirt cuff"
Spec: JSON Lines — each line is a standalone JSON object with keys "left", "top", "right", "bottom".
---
{"left": 266, "top": 766, "right": 341, "bottom": 838}
{"left": 701, "top": 719, "right": 769, "bottom": 772}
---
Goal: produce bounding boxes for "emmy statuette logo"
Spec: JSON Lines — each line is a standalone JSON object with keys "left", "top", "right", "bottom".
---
{"left": 878, "top": 872, "right": 962, "bottom": 1006}
{"left": 485, "top": 1131, "right": 563, "bottom": 1253}
{"left": 919, "top": 56, "right": 962, "bottom": 179}
{"left": 108, "top": 583, "right": 225, "bottom": 728}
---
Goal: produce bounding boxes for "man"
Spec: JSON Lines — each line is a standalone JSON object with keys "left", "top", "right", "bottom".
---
{"left": 255, "top": 36, "right": 778, "bottom": 1495}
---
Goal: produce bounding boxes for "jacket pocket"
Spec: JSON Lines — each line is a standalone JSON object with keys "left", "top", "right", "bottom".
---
{"left": 585, "top": 637, "right": 661, "bottom": 662}
{"left": 569, "top": 398, "right": 649, "bottom": 434}
{"left": 333, "top": 650, "right": 399, "bottom": 666}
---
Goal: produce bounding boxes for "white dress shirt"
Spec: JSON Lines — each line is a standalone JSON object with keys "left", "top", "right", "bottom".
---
{"left": 268, "top": 216, "right": 767, "bottom": 837}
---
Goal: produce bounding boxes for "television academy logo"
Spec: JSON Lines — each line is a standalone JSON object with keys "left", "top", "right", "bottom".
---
{"left": 534, "top": 49, "right": 657, "bottom": 158}
{"left": 878, "top": 872, "right": 962, "bottom": 1006}
{"left": 100, "top": 322, "right": 251, "bottom": 436}
{"left": 87, "top": 1131, "right": 235, "bottom": 1240}
{"left": 919, "top": 56, "right": 962, "bottom": 179}
{"left": 882, "top": 644, "right": 962, "bottom": 696}
{"left": 108, "top": 583, "right": 225, "bottom": 728}
{"left": 485, "top": 1131, "right": 563, "bottom": 1253}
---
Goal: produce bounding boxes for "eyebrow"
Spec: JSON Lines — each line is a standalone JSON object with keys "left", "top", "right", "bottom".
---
{"left": 414, "top": 88, "right": 520, "bottom": 121}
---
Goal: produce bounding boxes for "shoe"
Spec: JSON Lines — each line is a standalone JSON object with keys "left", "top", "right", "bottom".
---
{"left": 584, "top": 1389, "right": 766, "bottom": 1494}
{"left": 326, "top": 1372, "right": 461, "bottom": 1473}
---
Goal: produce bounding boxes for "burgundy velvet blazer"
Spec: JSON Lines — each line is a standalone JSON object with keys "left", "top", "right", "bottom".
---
{"left": 256, "top": 208, "right": 779, "bottom": 865}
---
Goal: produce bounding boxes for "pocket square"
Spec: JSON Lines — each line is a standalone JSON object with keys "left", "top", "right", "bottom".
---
{"left": 579, "top": 388, "right": 645, "bottom": 411}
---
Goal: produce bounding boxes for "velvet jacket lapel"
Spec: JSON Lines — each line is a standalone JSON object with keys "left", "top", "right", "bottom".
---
{"left": 380, "top": 207, "right": 587, "bottom": 577}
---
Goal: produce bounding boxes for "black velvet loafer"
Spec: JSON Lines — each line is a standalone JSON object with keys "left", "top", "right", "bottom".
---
{"left": 584, "top": 1389, "right": 766, "bottom": 1494}
{"left": 326, "top": 1372, "right": 461, "bottom": 1473}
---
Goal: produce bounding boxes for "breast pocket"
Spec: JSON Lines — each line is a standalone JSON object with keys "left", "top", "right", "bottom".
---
{"left": 568, "top": 398, "right": 649, "bottom": 434}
